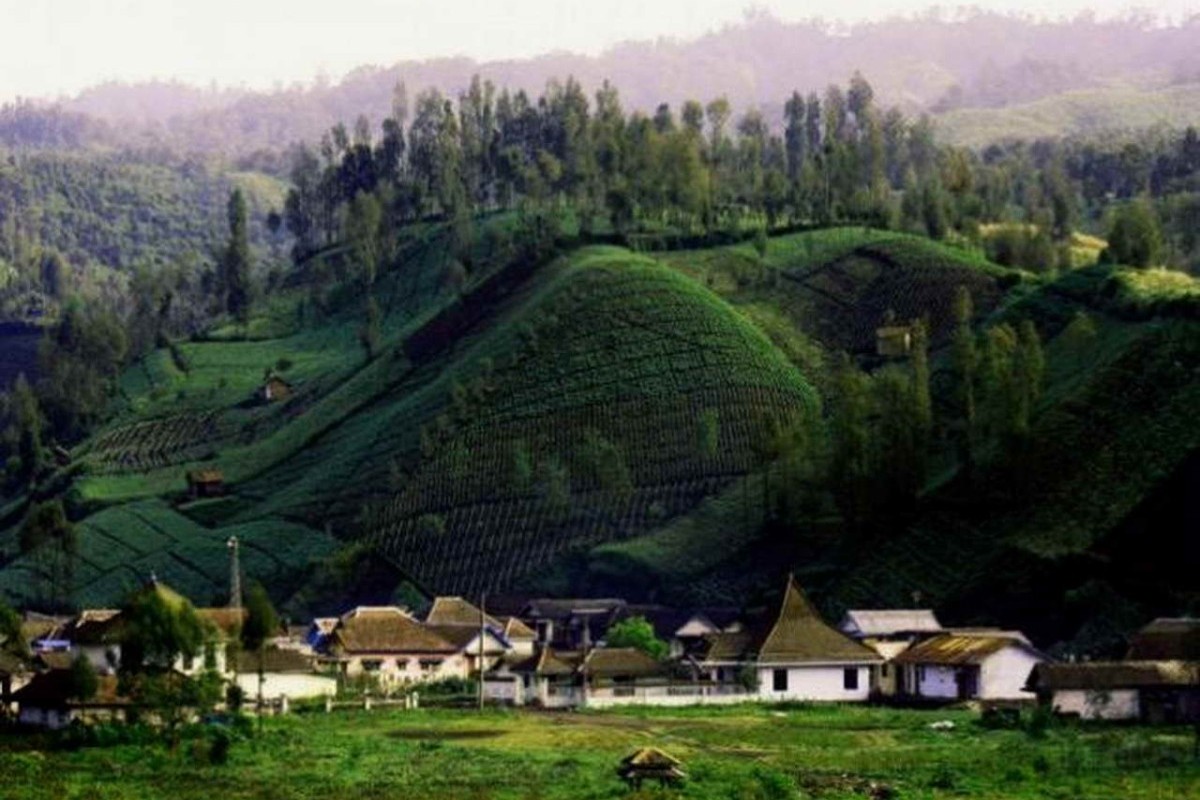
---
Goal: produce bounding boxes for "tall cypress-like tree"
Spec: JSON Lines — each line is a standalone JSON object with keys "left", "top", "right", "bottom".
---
{"left": 223, "top": 189, "right": 251, "bottom": 323}
{"left": 951, "top": 287, "right": 978, "bottom": 474}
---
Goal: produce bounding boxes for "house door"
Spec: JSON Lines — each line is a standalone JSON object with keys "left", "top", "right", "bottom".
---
{"left": 956, "top": 667, "right": 979, "bottom": 699}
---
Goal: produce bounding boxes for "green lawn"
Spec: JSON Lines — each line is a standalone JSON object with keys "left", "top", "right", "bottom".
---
{"left": 1, "top": 705, "right": 1196, "bottom": 799}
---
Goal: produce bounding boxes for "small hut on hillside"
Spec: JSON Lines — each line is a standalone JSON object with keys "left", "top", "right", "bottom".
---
{"left": 257, "top": 372, "right": 293, "bottom": 404}
{"left": 186, "top": 469, "right": 225, "bottom": 499}
{"left": 875, "top": 325, "right": 914, "bottom": 358}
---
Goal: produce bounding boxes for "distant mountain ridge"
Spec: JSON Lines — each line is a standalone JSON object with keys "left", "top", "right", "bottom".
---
{"left": 8, "top": 12, "right": 1200, "bottom": 154}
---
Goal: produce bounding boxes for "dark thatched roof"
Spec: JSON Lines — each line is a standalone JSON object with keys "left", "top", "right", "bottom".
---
{"left": 0, "top": 650, "right": 28, "bottom": 676}
{"left": 699, "top": 578, "right": 880, "bottom": 665}
{"left": 1031, "top": 661, "right": 1200, "bottom": 691}
{"left": 234, "top": 647, "right": 317, "bottom": 675}
{"left": 328, "top": 607, "right": 455, "bottom": 655}
{"left": 758, "top": 578, "right": 881, "bottom": 664}
{"left": 12, "top": 670, "right": 128, "bottom": 709}
{"left": 584, "top": 647, "right": 667, "bottom": 679}
{"left": 424, "top": 597, "right": 502, "bottom": 628}
{"left": 501, "top": 616, "right": 536, "bottom": 640}
{"left": 1127, "top": 619, "right": 1200, "bottom": 661}
{"left": 425, "top": 625, "right": 508, "bottom": 652}
{"left": 186, "top": 469, "right": 225, "bottom": 485}
{"left": 62, "top": 609, "right": 123, "bottom": 645}
{"left": 621, "top": 747, "right": 682, "bottom": 768}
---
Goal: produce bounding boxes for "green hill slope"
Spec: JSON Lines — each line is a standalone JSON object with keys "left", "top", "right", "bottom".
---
{"left": 935, "top": 83, "right": 1200, "bottom": 148}
{"left": 1, "top": 223, "right": 1195, "bottom": 653}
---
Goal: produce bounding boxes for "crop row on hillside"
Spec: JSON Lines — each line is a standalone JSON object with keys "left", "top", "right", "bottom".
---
{"left": 0, "top": 500, "right": 337, "bottom": 608}
{"left": 362, "top": 252, "right": 819, "bottom": 594}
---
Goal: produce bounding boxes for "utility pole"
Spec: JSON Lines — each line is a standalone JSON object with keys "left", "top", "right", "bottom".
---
{"left": 478, "top": 591, "right": 486, "bottom": 712}
{"left": 227, "top": 536, "right": 242, "bottom": 610}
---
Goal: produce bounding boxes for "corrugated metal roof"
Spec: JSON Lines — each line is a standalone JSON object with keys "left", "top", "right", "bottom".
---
{"left": 841, "top": 610, "right": 942, "bottom": 637}
{"left": 894, "top": 633, "right": 1036, "bottom": 666}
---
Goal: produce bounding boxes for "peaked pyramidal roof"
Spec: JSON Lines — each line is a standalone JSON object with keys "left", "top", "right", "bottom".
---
{"left": 756, "top": 576, "right": 881, "bottom": 664}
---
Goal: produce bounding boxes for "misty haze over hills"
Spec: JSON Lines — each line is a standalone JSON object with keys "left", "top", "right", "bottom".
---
{"left": 9, "top": 11, "right": 1200, "bottom": 155}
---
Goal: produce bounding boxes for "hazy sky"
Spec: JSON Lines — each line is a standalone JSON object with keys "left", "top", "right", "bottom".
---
{"left": 3, "top": 0, "right": 1198, "bottom": 103}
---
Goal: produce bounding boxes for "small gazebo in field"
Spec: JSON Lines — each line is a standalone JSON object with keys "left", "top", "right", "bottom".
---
{"left": 617, "top": 747, "right": 686, "bottom": 789}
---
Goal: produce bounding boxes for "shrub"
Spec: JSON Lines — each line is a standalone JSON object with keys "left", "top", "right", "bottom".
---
{"left": 928, "top": 763, "right": 958, "bottom": 790}
{"left": 208, "top": 728, "right": 233, "bottom": 765}
{"left": 1025, "top": 704, "right": 1056, "bottom": 739}
{"left": 225, "top": 683, "right": 245, "bottom": 713}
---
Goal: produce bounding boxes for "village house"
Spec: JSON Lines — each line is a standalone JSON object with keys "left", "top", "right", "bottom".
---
{"left": 518, "top": 598, "right": 629, "bottom": 650}
{"left": 1029, "top": 660, "right": 1200, "bottom": 722}
{"left": 875, "top": 324, "right": 913, "bottom": 358}
{"left": 485, "top": 646, "right": 672, "bottom": 708}
{"left": 322, "top": 606, "right": 467, "bottom": 686}
{"left": 232, "top": 646, "right": 337, "bottom": 705}
{"left": 1, "top": 650, "right": 30, "bottom": 716}
{"left": 892, "top": 630, "right": 1048, "bottom": 702}
{"left": 838, "top": 609, "right": 943, "bottom": 696}
{"left": 56, "top": 609, "right": 123, "bottom": 674}
{"left": 12, "top": 670, "right": 130, "bottom": 730}
{"left": 488, "top": 648, "right": 581, "bottom": 708}
{"left": 257, "top": 372, "right": 293, "bottom": 404}
{"left": 1027, "top": 618, "right": 1200, "bottom": 723}
{"left": 1126, "top": 618, "right": 1200, "bottom": 661}
{"left": 185, "top": 468, "right": 225, "bottom": 499}
{"left": 700, "top": 576, "right": 882, "bottom": 702}
{"left": 630, "top": 606, "right": 742, "bottom": 659}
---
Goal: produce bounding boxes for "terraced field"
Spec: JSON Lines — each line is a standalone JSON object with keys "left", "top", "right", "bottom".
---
{"left": 366, "top": 252, "right": 818, "bottom": 594}
{"left": 2, "top": 222, "right": 1196, "bottom": 637}
{"left": 0, "top": 500, "right": 337, "bottom": 608}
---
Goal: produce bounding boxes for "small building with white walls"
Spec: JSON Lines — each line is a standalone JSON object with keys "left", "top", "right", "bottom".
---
{"left": 838, "top": 609, "right": 943, "bottom": 696}
{"left": 1029, "top": 660, "right": 1200, "bottom": 722}
{"left": 699, "top": 576, "right": 882, "bottom": 702}
{"left": 233, "top": 647, "right": 336, "bottom": 703}
{"left": 893, "top": 631, "right": 1047, "bottom": 701}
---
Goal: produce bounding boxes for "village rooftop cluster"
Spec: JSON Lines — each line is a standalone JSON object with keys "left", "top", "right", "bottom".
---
{"left": 2, "top": 575, "right": 1198, "bottom": 729}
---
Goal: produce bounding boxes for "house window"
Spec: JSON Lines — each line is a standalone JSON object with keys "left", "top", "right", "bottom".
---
{"left": 843, "top": 668, "right": 859, "bottom": 691}
{"left": 772, "top": 669, "right": 788, "bottom": 692}
{"left": 880, "top": 663, "right": 889, "bottom": 678}
{"left": 362, "top": 659, "right": 382, "bottom": 672}
{"left": 917, "top": 666, "right": 926, "bottom": 682}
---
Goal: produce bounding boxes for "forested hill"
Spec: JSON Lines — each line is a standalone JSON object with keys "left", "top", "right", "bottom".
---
{"left": 7, "top": 12, "right": 1200, "bottom": 155}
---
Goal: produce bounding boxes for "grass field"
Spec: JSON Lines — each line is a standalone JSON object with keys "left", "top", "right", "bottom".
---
{"left": 1, "top": 706, "right": 1196, "bottom": 800}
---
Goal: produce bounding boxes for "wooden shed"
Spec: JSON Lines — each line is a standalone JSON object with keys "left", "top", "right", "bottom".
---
{"left": 258, "top": 374, "right": 293, "bottom": 404}
{"left": 186, "top": 469, "right": 225, "bottom": 499}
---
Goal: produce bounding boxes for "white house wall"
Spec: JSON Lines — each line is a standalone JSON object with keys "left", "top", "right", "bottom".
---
{"left": 914, "top": 665, "right": 960, "bottom": 699}
{"left": 342, "top": 653, "right": 468, "bottom": 684}
{"left": 234, "top": 673, "right": 337, "bottom": 701}
{"left": 756, "top": 665, "right": 872, "bottom": 702}
{"left": 1051, "top": 689, "right": 1140, "bottom": 720}
{"left": 978, "top": 647, "right": 1041, "bottom": 700}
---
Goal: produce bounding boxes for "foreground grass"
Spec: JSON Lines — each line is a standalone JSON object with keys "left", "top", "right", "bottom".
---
{"left": 1, "top": 705, "right": 1196, "bottom": 800}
